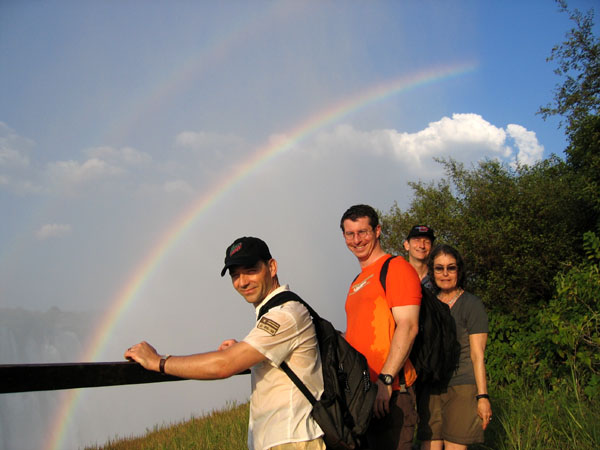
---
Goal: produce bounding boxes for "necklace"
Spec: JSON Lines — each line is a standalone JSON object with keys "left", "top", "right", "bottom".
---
{"left": 439, "top": 289, "right": 463, "bottom": 308}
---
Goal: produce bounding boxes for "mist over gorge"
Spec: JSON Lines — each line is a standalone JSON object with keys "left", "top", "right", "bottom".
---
{"left": 0, "top": 307, "right": 94, "bottom": 449}
{"left": 0, "top": 307, "right": 250, "bottom": 450}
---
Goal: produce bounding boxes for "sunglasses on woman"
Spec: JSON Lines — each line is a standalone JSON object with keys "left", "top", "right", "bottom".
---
{"left": 433, "top": 264, "right": 458, "bottom": 274}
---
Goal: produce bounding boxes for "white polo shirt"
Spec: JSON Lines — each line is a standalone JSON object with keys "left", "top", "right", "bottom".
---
{"left": 243, "top": 285, "right": 324, "bottom": 450}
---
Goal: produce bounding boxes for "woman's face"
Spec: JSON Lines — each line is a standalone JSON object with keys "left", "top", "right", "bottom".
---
{"left": 433, "top": 253, "right": 458, "bottom": 291}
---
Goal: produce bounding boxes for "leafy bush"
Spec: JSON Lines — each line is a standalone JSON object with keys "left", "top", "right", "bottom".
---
{"left": 540, "top": 231, "right": 600, "bottom": 398}
{"left": 380, "top": 157, "right": 593, "bottom": 317}
{"left": 485, "top": 232, "right": 600, "bottom": 399}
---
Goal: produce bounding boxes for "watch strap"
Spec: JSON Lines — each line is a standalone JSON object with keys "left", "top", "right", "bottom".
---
{"left": 159, "top": 354, "right": 171, "bottom": 374}
{"left": 378, "top": 373, "right": 394, "bottom": 385}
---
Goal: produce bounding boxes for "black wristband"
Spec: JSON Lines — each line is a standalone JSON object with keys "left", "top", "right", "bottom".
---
{"left": 159, "top": 355, "right": 171, "bottom": 374}
{"left": 476, "top": 393, "right": 490, "bottom": 400}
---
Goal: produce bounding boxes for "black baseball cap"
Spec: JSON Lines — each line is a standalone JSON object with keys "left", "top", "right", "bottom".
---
{"left": 406, "top": 225, "right": 436, "bottom": 242}
{"left": 220, "top": 236, "right": 272, "bottom": 276}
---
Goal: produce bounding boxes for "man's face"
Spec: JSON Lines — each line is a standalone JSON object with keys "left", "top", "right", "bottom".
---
{"left": 403, "top": 236, "right": 433, "bottom": 263}
{"left": 230, "top": 260, "right": 277, "bottom": 306}
{"left": 342, "top": 216, "right": 381, "bottom": 262}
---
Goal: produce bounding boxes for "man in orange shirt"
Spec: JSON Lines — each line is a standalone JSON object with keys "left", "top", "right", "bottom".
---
{"left": 340, "top": 204, "right": 421, "bottom": 450}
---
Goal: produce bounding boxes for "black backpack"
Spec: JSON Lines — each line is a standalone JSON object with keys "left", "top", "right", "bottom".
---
{"left": 379, "top": 256, "right": 460, "bottom": 386}
{"left": 258, "top": 291, "right": 377, "bottom": 449}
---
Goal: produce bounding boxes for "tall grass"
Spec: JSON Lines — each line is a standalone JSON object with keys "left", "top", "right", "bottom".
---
{"left": 472, "top": 383, "right": 600, "bottom": 450}
{"left": 88, "top": 384, "right": 599, "bottom": 450}
{"left": 86, "top": 401, "right": 249, "bottom": 450}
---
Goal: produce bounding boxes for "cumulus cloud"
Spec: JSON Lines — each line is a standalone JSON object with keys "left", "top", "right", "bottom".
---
{"left": 311, "top": 113, "right": 542, "bottom": 169}
{"left": 506, "top": 124, "right": 544, "bottom": 166}
{"left": 0, "top": 122, "right": 33, "bottom": 167}
{"left": 36, "top": 223, "right": 72, "bottom": 240}
{"left": 47, "top": 158, "right": 124, "bottom": 188}
{"left": 1, "top": 115, "right": 545, "bottom": 200}
{"left": 0, "top": 144, "right": 29, "bottom": 167}
{"left": 84, "top": 146, "right": 152, "bottom": 165}
{"left": 386, "top": 113, "right": 512, "bottom": 164}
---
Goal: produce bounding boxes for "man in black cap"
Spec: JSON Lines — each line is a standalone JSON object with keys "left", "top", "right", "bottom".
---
{"left": 403, "top": 225, "right": 436, "bottom": 292}
{"left": 125, "top": 237, "right": 325, "bottom": 450}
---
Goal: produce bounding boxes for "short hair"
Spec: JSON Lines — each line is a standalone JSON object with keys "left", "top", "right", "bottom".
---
{"left": 340, "top": 204, "right": 379, "bottom": 231}
{"left": 428, "top": 244, "right": 466, "bottom": 289}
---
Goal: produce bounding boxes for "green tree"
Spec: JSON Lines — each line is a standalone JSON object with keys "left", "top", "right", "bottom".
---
{"left": 539, "top": 2, "right": 600, "bottom": 223}
{"left": 538, "top": 1, "right": 599, "bottom": 135}
{"left": 565, "top": 113, "right": 600, "bottom": 219}
{"left": 541, "top": 230, "right": 600, "bottom": 398}
{"left": 380, "top": 157, "right": 592, "bottom": 317}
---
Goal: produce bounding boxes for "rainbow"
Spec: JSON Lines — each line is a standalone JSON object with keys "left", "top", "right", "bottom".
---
{"left": 47, "top": 62, "right": 477, "bottom": 450}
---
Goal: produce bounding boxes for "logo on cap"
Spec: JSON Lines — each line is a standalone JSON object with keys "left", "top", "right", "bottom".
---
{"left": 229, "top": 242, "right": 242, "bottom": 257}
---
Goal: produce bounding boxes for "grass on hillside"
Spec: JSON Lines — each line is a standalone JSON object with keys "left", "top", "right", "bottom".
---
{"left": 86, "top": 401, "right": 249, "bottom": 450}
{"left": 473, "top": 385, "right": 600, "bottom": 450}
{"left": 88, "top": 385, "right": 600, "bottom": 450}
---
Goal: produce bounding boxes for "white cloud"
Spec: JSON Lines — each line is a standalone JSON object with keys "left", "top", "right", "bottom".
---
{"left": 47, "top": 158, "right": 124, "bottom": 187}
{"left": 36, "top": 223, "right": 72, "bottom": 240}
{"left": 163, "top": 179, "right": 194, "bottom": 194}
{"left": 386, "top": 113, "right": 512, "bottom": 164}
{"left": 0, "top": 122, "right": 33, "bottom": 167}
{"left": 309, "top": 113, "right": 542, "bottom": 170}
{"left": 1, "top": 115, "right": 545, "bottom": 201}
{"left": 0, "top": 145, "right": 29, "bottom": 167}
{"left": 85, "top": 146, "right": 152, "bottom": 165}
{"left": 506, "top": 124, "right": 544, "bottom": 166}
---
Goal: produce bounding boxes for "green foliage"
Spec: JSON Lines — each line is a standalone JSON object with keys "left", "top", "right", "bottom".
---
{"left": 474, "top": 232, "right": 600, "bottom": 400}
{"left": 471, "top": 384, "right": 600, "bottom": 450}
{"left": 380, "top": 157, "right": 593, "bottom": 316}
{"left": 485, "top": 312, "right": 552, "bottom": 390}
{"left": 567, "top": 114, "right": 600, "bottom": 219}
{"left": 538, "top": 1, "right": 600, "bottom": 135}
{"left": 538, "top": 2, "right": 600, "bottom": 225}
{"left": 541, "top": 231, "right": 600, "bottom": 398}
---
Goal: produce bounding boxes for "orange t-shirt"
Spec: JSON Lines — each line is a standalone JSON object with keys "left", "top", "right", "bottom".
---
{"left": 345, "top": 254, "right": 421, "bottom": 389}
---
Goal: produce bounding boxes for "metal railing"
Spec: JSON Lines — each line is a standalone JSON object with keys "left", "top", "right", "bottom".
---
{"left": 0, "top": 362, "right": 250, "bottom": 394}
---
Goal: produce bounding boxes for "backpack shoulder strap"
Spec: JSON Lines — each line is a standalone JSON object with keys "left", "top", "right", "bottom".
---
{"left": 379, "top": 255, "right": 396, "bottom": 293}
{"left": 280, "top": 362, "right": 317, "bottom": 405}
{"left": 256, "top": 290, "right": 319, "bottom": 405}
{"left": 257, "top": 290, "right": 320, "bottom": 321}
{"left": 352, "top": 255, "right": 396, "bottom": 292}
{"left": 379, "top": 255, "right": 411, "bottom": 385}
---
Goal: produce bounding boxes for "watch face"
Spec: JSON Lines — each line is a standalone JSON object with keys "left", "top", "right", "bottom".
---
{"left": 379, "top": 374, "right": 393, "bottom": 385}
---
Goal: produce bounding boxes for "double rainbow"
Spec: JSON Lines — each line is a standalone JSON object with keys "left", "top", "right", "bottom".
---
{"left": 48, "top": 62, "right": 476, "bottom": 450}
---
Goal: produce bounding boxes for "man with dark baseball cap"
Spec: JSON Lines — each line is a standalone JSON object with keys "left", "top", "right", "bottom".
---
{"left": 404, "top": 225, "right": 436, "bottom": 292}
{"left": 126, "top": 236, "right": 325, "bottom": 450}
{"left": 220, "top": 236, "right": 272, "bottom": 276}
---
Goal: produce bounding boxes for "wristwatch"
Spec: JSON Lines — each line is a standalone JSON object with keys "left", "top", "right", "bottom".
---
{"left": 378, "top": 373, "right": 394, "bottom": 385}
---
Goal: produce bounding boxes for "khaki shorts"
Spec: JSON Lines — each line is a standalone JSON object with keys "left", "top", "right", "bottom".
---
{"left": 417, "top": 384, "right": 484, "bottom": 445}
{"left": 269, "top": 437, "right": 326, "bottom": 450}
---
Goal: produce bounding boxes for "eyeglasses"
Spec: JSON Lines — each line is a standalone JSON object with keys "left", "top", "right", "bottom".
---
{"left": 433, "top": 264, "right": 458, "bottom": 274}
{"left": 344, "top": 229, "right": 373, "bottom": 241}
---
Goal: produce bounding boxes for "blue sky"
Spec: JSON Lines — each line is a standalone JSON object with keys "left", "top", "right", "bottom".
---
{"left": 0, "top": 0, "right": 598, "bottom": 448}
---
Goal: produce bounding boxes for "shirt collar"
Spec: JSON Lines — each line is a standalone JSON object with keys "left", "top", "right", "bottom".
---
{"left": 254, "top": 284, "right": 290, "bottom": 318}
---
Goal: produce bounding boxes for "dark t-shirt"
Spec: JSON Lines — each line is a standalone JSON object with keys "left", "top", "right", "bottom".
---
{"left": 448, "top": 290, "right": 489, "bottom": 386}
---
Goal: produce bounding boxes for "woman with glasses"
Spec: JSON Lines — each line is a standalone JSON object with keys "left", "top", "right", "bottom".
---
{"left": 417, "top": 244, "right": 492, "bottom": 450}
